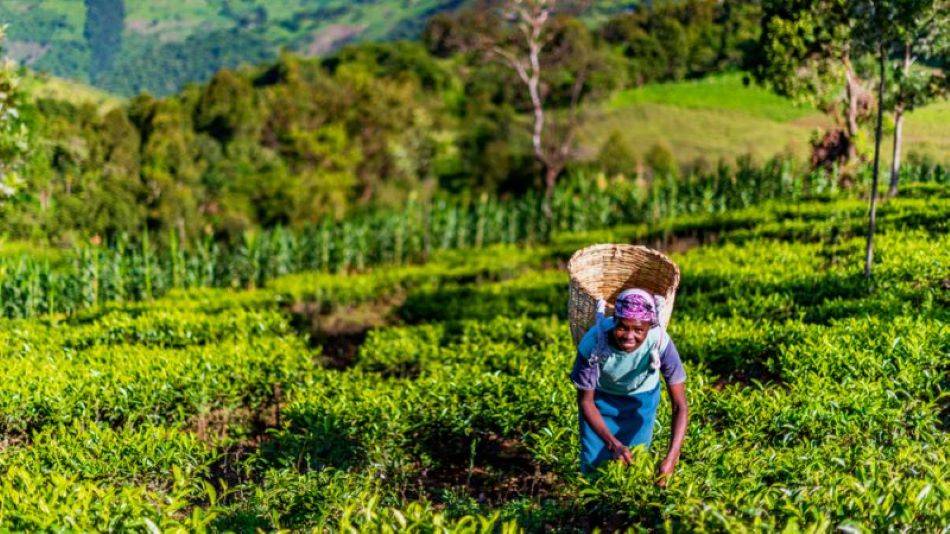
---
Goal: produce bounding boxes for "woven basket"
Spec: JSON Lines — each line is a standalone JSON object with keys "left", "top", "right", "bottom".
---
{"left": 567, "top": 244, "right": 681, "bottom": 346}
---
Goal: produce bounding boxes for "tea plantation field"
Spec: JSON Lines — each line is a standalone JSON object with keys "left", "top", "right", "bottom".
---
{"left": 0, "top": 187, "right": 946, "bottom": 530}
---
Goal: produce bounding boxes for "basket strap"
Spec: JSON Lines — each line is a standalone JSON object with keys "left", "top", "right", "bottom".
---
{"left": 589, "top": 299, "right": 608, "bottom": 364}
{"left": 649, "top": 295, "right": 665, "bottom": 370}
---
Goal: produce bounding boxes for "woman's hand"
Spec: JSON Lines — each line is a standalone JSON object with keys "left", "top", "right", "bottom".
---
{"left": 656, "top": 454, "right": 678, "bottom": 486}
{"left": 607, "top": 439, "right": 633, "bottom": 464}
{"left": 579, "top": 389, "right": 634, "bottom": 465}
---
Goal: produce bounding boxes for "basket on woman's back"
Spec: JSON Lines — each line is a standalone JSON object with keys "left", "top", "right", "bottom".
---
{"left": 567, "top": 244, "right": 680, "bottom": 346}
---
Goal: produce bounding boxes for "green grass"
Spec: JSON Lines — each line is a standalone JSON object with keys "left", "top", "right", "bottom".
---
{"left": 902, "top": 100, "right": 950, "bottom": 162}
{"left": 587, "top": 73, "right": 825, "bottom": 165}
{"left": 608, "top": 72, "right": 819, "bottom": 123}
{"left": 581, "top": 101, "right": 818, "bottom": 164}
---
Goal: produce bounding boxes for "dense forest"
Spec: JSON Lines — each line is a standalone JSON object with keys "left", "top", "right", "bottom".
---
{"left": 3, "top": 1, "right": 767, "bottom": 244}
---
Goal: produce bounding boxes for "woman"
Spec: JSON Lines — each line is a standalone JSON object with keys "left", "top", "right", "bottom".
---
{"left": 570, "top": 288, "right": 688, "bottom": 484}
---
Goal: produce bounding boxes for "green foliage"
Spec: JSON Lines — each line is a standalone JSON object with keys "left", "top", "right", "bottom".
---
{"left": 750, "top": 0, "right": 856, "bottom": 105}
{"left": 0, "top": 27, "right": 29, "bottom": 199}
{"left": 3, "top": 0, "right": 651, "bottom": 97}
{"left": 3, "top": 159, "right": 937, "bottom": 319}
{"left": 1, "top": 0, "right": 480, "bottom": 96}
{"left": 748, "top": 0, "right": 900, "bottom": 171}
{"left": 0, "top": 186, "right": 946, "bottom": 529}
{"left": 0, "top": 5, "right": 947, "bottom": 527}
{"left": 4, "top": 10, "right": 947, "bottom": 242}
{"left": 601, "top": 0, "right": 760, "bottom": 85}
{"left": 644, "top": 143, "right": 679, "bottom": 178}
{"left": 194, "top": 69, "right": 257, "bottom": 144}
{"left": 594, "top": 130, "right": 638, "bottom": 178}
{"left": 258, "top": 191, "right": 945, "bottom": 529}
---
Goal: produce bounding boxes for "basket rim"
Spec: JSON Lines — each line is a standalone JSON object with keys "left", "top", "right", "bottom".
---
{"left": 567, "top": 243, "right": 681, "bottom": 293}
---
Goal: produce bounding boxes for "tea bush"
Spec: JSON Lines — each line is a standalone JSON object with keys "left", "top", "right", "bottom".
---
{"left": 0, "top": 189, "right": 945, "bottom": 530}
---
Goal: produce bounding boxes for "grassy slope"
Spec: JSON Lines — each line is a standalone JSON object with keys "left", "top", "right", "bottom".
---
{"left": 902, "top": 100, "right": 950, "bottom": 160}
{"left": 582, "top": 73, "right": 949, "bottom": 166}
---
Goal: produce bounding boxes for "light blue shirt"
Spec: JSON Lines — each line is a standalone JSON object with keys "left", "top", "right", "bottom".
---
{"left": 575, "top": 317, "right": 672, "bottom": 396}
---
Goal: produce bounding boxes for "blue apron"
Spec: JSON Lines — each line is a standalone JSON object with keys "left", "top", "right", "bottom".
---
{"left": 579, "top": 385, "right": 661, "bottom": 473}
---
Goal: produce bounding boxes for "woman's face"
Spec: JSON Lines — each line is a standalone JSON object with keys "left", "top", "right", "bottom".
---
{"left": 611, "top": 317, "right": 652, "bottom": 352}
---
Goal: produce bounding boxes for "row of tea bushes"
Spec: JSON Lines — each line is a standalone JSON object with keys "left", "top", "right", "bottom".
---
{"left": 0, "top": 191, "right": 945, "bottom": 530}
{"left": 245, "top": 219, "right": 946, "bottom": 529}
{"left": 0, "top": 289, "right": 309, "bottom": 528}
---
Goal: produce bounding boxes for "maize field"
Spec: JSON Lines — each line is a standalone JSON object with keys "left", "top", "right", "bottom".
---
{"left": 4, "top": 160, "right": 943, "bottom": 320}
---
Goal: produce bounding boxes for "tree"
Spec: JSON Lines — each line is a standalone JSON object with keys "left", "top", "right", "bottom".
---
{"left": 596, "top": 130, "right": 637, "bottom": 178}
{"left": 885, "top": 1, "right": 948, "bottom": 197}
{"left": 602, "top": 1, "right": 760, "bottom": 85}
{"left": 0, "top": 25, "right": 29, "bottom": 199}
{"left": 752, "top": 0, "right": 948, "bottom": 278}
{"left": 752, "top": 0, "right": 873, "bottom": 171}
{"left": 90, "top": 108, "right": 145, "bottom": 235}
{"left": 852, "top": 0, "right": 947, "bottom": 277}
{"left": 286, "top": 124, "right": 361, "bottom": 223}
{"left": 194, "top": 69, "right": 258, "bottom": 144}
{"left": 855, "top": 1, "right": 894, "bottom": 279}
{"left": 135, "top": 97, "right": 203, "bottom": 238}
{"left": 455, "top": 1, "right": 611, "bottom": 215}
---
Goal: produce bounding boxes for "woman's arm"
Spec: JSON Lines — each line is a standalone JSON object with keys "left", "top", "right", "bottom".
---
{"left": 577, "top": 389, "right": 632, "bottom": 464}
{"left": 657, "top": 381, "right": 688, "bottom": 486}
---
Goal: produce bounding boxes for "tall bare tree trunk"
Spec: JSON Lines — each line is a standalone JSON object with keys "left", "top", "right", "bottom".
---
{"left": 888, "top": 43, "right": 911, "bottom": 198}
{"left": 527, "top": 37, "right": 545, "bottom": 170}
{"left": 844, "top": 55, "right": 860, "bottom": 165}
{"left": 506, "top": 4, "right": 559, "bottom": 223}
{"left": 485, "top": 1, "right": 585, "bottom": 223}
{"left": 865, "top": 45, "right": 886, "bottom": 279}
{"left": 888, "top": 106, "right": 905, "bottom": 197}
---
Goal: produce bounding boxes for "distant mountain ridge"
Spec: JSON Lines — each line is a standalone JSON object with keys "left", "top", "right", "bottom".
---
{"left": 1, "top": 0, "right": 636, "bottom": 96}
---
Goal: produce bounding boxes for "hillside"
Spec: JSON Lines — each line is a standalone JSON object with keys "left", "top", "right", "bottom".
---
{"left": 21, "top": 68, "right": 948, "bottom": 168}
{"left": 0, "top": 0, "right": 637, "bottom": 96}
{"left": 13, "top": 55, "right": 948, "bottom": 245}
{"left": 4, "top": 1, "right": 946, "bottom": 244}
{"left": 581, "top": 73, "right": 950, "bottom": 166}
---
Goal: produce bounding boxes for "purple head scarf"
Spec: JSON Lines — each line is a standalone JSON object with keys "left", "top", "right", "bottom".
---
{"left": 613, "top": 288, "right": 658, "bottom": 325}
